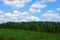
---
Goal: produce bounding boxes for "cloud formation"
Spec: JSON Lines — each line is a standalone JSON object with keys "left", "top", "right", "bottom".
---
{"left": 0, "top": 0, "right": 60, "bottom": 23}
{"left": 31, "top": 2, "right": 47, "bottom": 8}
{"left": 3, "top": 0, "right": 31, "bottom": 8}
{"left": 21, "top": 16, "right": 40, "bottom": 22}
{"left": 29, "top": 2, "right": 47, "bottom": 13}
{"left": 43, "top": 10, "right": 60, "bottom": 21}
{"left": 56, "top": 7, "right": 60, "bottom": 11}
{"left": 29, "top": 8, "right": 41, "bottom": 13}
{"left": 0, "top": 10, "right": 3, "bottom": 14}
{"left": 40, "top": 0, "right": 56, "bottom": 3}
{"left": 0, "top": 10, "right": 40, "bottom": 23}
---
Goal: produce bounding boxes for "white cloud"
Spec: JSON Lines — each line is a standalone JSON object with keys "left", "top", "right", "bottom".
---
{"left": 47, "top": 0, "right": 56, "bottom": 2}
{"left": 47, "top": 10, "right": 53, "bottom": 13}
{"left": 47, "top": 10, "right": 56, "bottom": 13}
{"left": 28, "top": 16, "right": 40, "bottom": 21}
{"left": 21, "top": 19, "right": 27, "bottom": 22}
{"left": 43, "top": 13, "right": 60, "bottom": 21}
{"left": 21, "top": 16, "right": 40, "bottom": 22}
{"left": 56, "top": 7, "right": 60, "bottom": 11}
{"left": 2, "top": 13, "right": 18, "bottom": 22}
{"left": 31, "top": 2, "right": 47, "bottom": 8}
{"left": 29, "top": 8, "right": 41, "bottom": 13}
{"left": 42, "top": 9, "right": 60, "bottom": 22}
{"left": 0, "top": 10, "right": 4, "bottom": 23}
{"left": 3, "top": 0, "right": 31, "bottom": 8}
{"left": 40, "top": 0, "right": 56, "bottom": 3}
{"left": 0, "top": 10, "right": 3, "bottom": 14}
{"left": 29, "top": 2, "right": 46, "bottom": 13}
{"left": 0, "top": 10, "right": 41, "bottom": 23}
{"left": 0, "top": 10, "right": 26, "bottom": 23}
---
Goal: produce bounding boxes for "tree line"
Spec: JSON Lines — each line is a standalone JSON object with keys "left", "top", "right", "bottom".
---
{"left": 0, "top": 21, "right": 60, "bottom": 33}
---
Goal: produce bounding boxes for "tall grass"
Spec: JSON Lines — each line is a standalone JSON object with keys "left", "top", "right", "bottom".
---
{"left": 0, "top": 29, "right": 60, "bottom": 40}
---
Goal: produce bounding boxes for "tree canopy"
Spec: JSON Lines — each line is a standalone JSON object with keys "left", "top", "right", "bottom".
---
{"left": 0, "top": 21, "right": 60, "bottom": 33}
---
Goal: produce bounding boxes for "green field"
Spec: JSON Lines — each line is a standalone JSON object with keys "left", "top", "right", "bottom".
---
{"left": 0, "top": 29, "right": 60, "bottom": 40}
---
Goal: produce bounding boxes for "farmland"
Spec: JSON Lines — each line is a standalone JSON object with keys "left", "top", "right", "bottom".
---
{"left": 0, "top": 21, "right": 60, "bottom": 40}
{"left": 0, "top": 29, "right": 60, "bottom": 40}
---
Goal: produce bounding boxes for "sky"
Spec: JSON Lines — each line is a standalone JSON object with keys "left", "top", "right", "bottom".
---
{"left": 0, "top": 0, "right": 60, "bottom": 23}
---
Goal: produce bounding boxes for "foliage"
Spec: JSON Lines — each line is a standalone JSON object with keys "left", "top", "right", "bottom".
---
{"left": 0, "top": 21, "right": 60, "bottom": 33}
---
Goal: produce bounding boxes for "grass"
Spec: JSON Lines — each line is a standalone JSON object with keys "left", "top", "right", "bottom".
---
{"left": 0, "top": 29, "right": 60, "bottom": 40}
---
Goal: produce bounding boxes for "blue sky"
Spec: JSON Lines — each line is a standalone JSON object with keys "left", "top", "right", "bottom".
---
{"left": 0, "top": 0, "right": 60, "bottom": 23}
